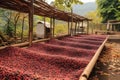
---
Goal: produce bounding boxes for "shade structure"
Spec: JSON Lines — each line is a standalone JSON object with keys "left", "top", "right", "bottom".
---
{"left": 0, "top": 0, "right": 91, "bottom": 22}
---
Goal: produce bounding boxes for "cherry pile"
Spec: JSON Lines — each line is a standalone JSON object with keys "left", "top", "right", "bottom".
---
{"left": 0, "top": 35, "right": 106, "bottom": 80}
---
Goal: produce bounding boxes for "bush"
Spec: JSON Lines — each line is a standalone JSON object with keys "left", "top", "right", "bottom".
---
{"left": 55, "top": 23, "right": 68, "bottom": 36}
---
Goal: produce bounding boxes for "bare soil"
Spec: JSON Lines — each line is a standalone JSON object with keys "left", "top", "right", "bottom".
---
{"left": 89, "top": 40, "right": 120, "bottom": 80}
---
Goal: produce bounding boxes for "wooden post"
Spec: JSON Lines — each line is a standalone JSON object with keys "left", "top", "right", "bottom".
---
{"left": 87, "top": 20, "right": 89, "bottom": 34}
{"left": 91, "top": 22, "right": 94, "bottom": 34}
{"left": 78, "top": 21, "right": 80, "bottom": 33}
{"left": 69, "top": 22, "right": 71, "bottom": 35}
{"left": 29, "top": 0, "right": 34, "bottom": 46}
{"left": 77, "top": 21, "right": 79, "bottom": 34}
{"left": 111, "top": 24, "right": 113, "bottom": 31}
{"left": 107, "top": 21, "right": 109, "bottom": 31}
{"left": 81, "top": 21, "right": 84, "bottom": 33}
{"left": 113, "top": 24, "right": 116, "bottom": 31}
{"left": 71, "top": 8, "right": 73, "bottom": 36}
{"left": 75, "top": 22, "right": 77, "bottom": 35}
{"left": 77, "top": 22, "right": 79, "bottom": 33}
{"left": 44, "top": 16, "right": 46, "bottom": 38}
{"left": 110, "top": 24, "right": 112, "bottom": 31}
{"left": 68, "top": 21, "right": 70, "bottom": 35}
{"left": 50, "top": 18, "right": 53, "bottom": 38}
{"left": 53, "top": 18, "right": 55, "bottom": 37}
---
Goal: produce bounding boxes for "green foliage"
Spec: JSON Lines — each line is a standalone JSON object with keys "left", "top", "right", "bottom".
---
{"left": 0, "top": 7, "right": 68, "bottom": 42}
{"left": 0, "top": 9, "right": 14, "bottom": 37}
{"left": 52, "top": 0, "right": 83, "bottom": 11}
{"left": 33, "top": 15, "right": 50, "bottom": 25}
{"left": 55, "top": 23, "right": 68, "bottom": 36}
{"left": 0, "top": 8, "right": 30, "bottom": 38}
{"left": 96, "top": 0, "right": 120, "bottom": 22}
{"left": 85, "top": 10, "right": 102, "bottom": 24}
{"left": 5, "top": 25, "right": 14, "bottom": 37}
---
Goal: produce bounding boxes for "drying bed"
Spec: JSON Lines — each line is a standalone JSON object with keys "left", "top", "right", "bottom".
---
{"left": 0, "top": 35, "right": 107, "bottom": 80}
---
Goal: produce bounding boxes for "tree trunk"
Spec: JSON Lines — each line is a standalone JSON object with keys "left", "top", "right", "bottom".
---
{"left": 21, "top": 16, "right": 26, "bottom": 42}
{"left": 14, "top": 13, "right": 20, "bottom": 43}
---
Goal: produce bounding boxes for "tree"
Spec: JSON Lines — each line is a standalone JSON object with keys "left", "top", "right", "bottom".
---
{"left": 0, "top": 8, "right": 29, "bottom": 39}
{"left": 13, "top": 12, "right": 20, "bottom": 38}
{"left": 85, "top": 10, "right": 102, "bottom": 24}
{"left": 51, "top": 0, "right": 83, "bottom": 11}
{"left": 96, "top": 0, "right": 120, "bottom": 23}
{"left": 0, "top": 9, "right": 14, "bottom": 37}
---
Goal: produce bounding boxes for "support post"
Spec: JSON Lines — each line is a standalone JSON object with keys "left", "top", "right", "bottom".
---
{"left": 68, "top": 21, "right": 70, "bottom": 35}
{"left": 81, "top": 21, "right": 84, "bottom": 33}
{"left": 53, "top": 18, "right": 55, "bottom": 37}
{"left": 91, "top": 22, "right": 94, "bottom": 34}
{"left": 113, "top": 24, "right": 115, "bottom": 31}
{"left": 87, "top": 20, "right": 89, "bottom": 34}
{"left": 44, "top": 16, "right": 46, "bottom": 38}
{"left": 29, "top": 0, "right": 34, "bottom": 46}
{"left": 75, "top": 22, "right": 77, "bottom": 35}
{"left": 50, "top": 18, "right": 53, "bottom": 38}
{"left": 71, "top": 8, "right": 73, "bottom": 36}
{"left": 77, "top": 21, "right": 79, "bottom": 34}
{"left": 78, "top": 21, "right": 80, "bottom": 33}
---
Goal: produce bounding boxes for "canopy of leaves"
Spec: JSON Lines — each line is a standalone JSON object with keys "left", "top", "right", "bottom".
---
{"left": 97, "top": 0, "right": 120, "bottom": 23}
{"left": 52, "top": 0, "right": 83, "bottom": 11}
{"left": 85, "top": 10, "right": 102, "bottom": 24}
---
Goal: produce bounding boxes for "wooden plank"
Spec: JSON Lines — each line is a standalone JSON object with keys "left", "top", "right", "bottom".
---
{"left": 0, "top": 38, "right": 50, "bottom": 50}
{"left": 79, "top": 36, "right": 108, "bottom": 80}
{"left": 0, "top": 0, "right": 89, "bottom": 22}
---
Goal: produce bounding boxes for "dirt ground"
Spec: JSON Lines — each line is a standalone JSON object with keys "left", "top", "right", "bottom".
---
{"left": 89, "top": 40, "right": 120, "bottom": 80}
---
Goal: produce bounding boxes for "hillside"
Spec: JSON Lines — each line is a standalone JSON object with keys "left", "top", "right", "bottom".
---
{"left": 73, "top": 2, "right": 97, "bottom": 16}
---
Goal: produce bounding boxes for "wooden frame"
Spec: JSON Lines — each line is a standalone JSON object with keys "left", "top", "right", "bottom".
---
{"left": 0, "top": 0, "right": 91, "bottom": 46}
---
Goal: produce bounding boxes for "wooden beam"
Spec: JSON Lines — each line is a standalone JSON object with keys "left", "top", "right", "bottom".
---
{"left": 79, "top": 37, "right": 108, "bottom": 80}
{"left": 0, "top": 0, "right": 89, "bottom": 23}
{"left": 0, "top": 38, "right": 51, "bottom": 50}
{"left": 28, "top": 0, "right": 34, "bottom": 46}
